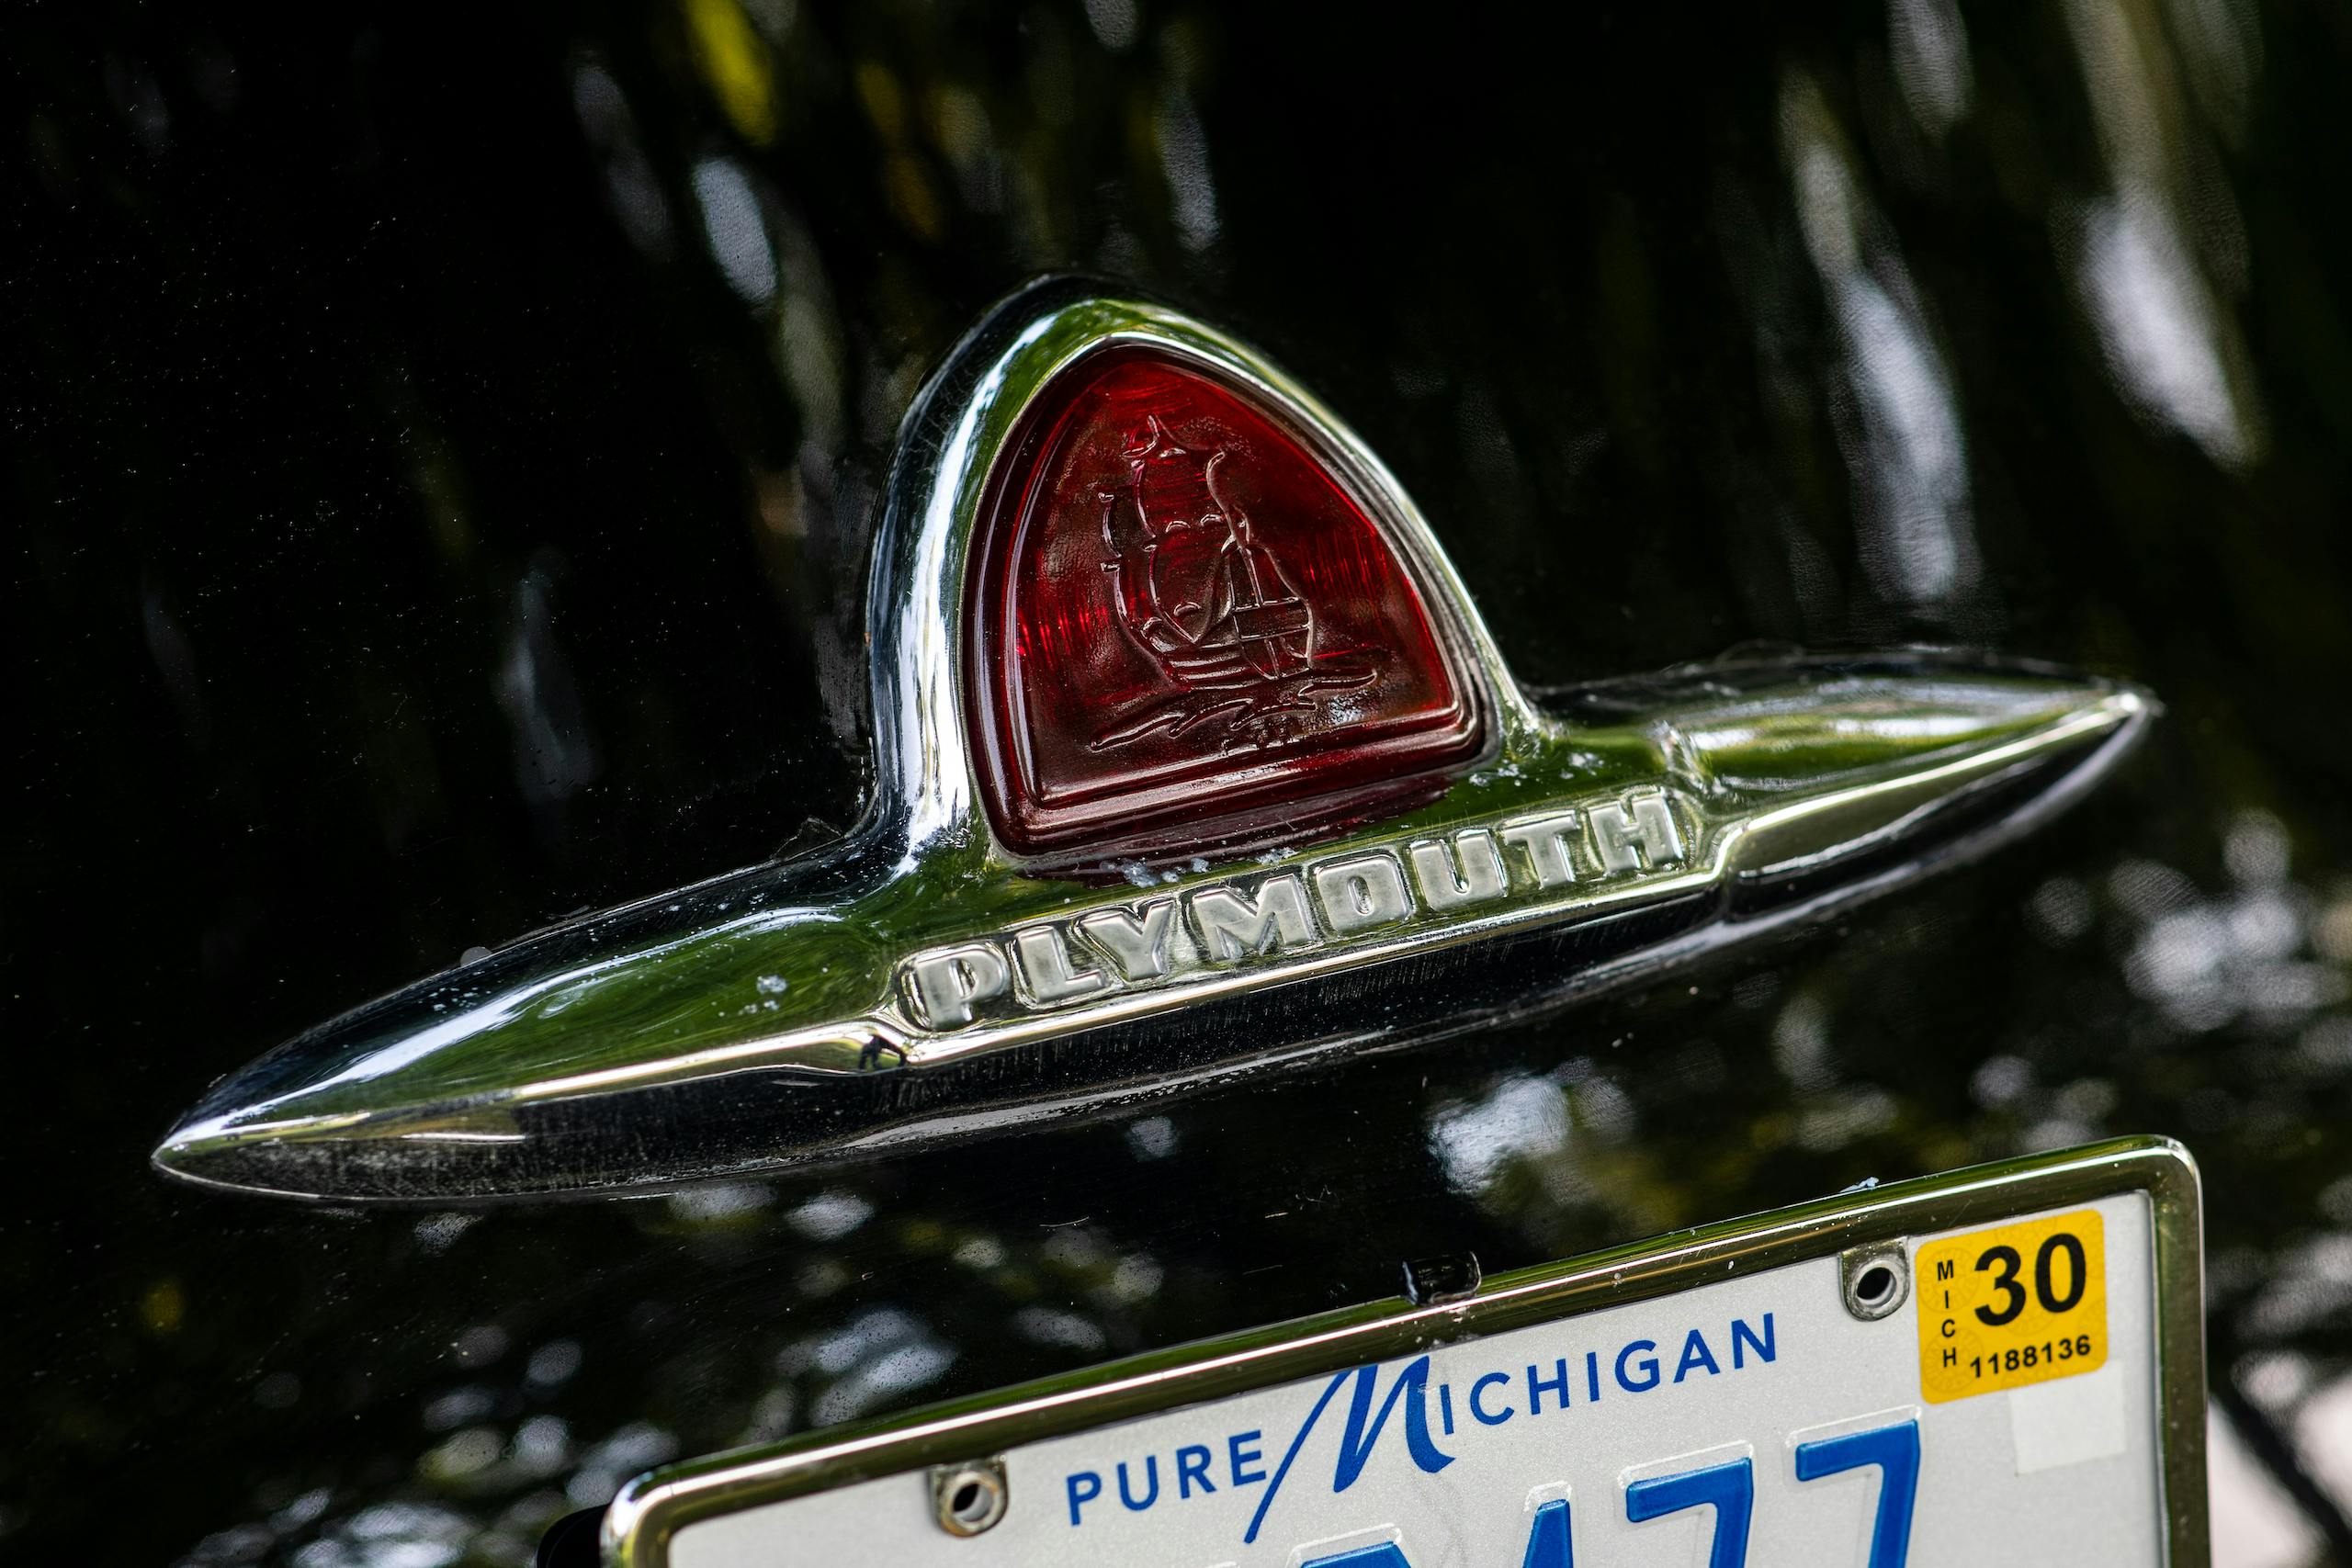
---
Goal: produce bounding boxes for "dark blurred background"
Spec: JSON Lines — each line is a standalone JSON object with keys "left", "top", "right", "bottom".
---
{"left": 8, "top": 0, "right": 2352, "bottom": 1562}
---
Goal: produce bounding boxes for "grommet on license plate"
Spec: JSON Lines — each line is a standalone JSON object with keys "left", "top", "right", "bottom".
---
{"left": 928, "top": 1458, "right": 1009, "bottom": 1538}
{"left": 1838, "top": 1240, "right": 1911, "bottom": 1322}
{"left": 598, "top": 1138, "right": 2209, "bottom": 1568}
{"left": 152, "top": 279, "right": 2158, "bottom": 1202}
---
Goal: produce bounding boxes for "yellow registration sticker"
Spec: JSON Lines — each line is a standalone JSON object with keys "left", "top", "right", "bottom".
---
{"left": 1916, "top": 1207, "right": 2108, "bottom": 1404}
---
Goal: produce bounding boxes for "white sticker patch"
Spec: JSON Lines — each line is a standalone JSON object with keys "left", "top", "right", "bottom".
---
{"left": 2010, "top": 1362, "right": 2129, "bottom": 1473}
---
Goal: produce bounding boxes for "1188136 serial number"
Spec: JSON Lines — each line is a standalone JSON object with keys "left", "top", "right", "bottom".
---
{"left": 1967, "top": 1334, "right": 2097, "bottom": 1382}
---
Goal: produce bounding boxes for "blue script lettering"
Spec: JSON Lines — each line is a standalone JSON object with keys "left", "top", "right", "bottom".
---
{"left": 1245, "top": 1354, "right": 1453, "bottom": 1544}
{"left": 1057, "top": 1314, "right": 1785, "bottom": 1536}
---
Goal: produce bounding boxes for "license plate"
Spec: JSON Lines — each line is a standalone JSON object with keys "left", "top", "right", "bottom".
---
{"left": 605, "top": 1137, "right": 2206, "bottom": 1568}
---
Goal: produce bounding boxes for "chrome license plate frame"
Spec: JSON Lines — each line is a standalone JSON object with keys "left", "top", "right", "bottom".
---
{"left": 604, "top": 1136, "right": 2205, "bottom": 1568}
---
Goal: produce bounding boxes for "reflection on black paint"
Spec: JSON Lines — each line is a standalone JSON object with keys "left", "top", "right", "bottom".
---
{"left": 7, "top": 1, "right": 2352, "bottom": 1563}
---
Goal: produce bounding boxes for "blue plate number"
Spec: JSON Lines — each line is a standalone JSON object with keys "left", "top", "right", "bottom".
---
{"left": 1302, "top": 1419, "right": 1919, "bottom": 1568}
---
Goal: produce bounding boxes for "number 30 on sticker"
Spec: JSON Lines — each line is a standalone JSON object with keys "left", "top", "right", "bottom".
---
{"left": 1915, "top": 1208, "right": 2108, "bottom": 1404}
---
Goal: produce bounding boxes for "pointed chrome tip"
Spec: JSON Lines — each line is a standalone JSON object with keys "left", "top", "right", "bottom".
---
{"left": 152, "top": 1099, "right": 455, "bottom": 1202}
{"left": 1702, "top": 669, "right": 2153, "bottom": 919}
{"left": 148, "top": 982, "right": 563, "bottom": 1202}
{"left": 153, "top": 1111, "right": 354, "bottom": 1202}
{"left": 153, "top": 1098, "right": 568, "bottom": 1203}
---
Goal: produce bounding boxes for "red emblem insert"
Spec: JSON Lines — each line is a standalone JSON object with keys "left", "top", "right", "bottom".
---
{"left": 967, "top": 346, "right": 1486, "bottom": 862}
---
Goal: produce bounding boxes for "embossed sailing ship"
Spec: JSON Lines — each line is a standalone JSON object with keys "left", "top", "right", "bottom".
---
{"left": 1093, "top": 416, "right": 1374, "bottom": 750}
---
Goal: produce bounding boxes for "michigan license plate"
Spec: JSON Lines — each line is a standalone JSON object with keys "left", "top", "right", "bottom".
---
{"left": 605, "top": 1138, "right": 2206, "bottom": 1568}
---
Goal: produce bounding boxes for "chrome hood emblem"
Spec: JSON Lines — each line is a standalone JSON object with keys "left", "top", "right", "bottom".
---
{"left": 154, "top": 282, "right": 2153, "bottom": 1201}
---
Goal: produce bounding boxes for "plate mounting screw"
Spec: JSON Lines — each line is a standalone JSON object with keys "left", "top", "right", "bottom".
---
{"left": 1838, "top": 1240, "right": 1911, "bottom": 1322}
{"left": 931, "top": 1457, "right": 1010, "bottom": 1537}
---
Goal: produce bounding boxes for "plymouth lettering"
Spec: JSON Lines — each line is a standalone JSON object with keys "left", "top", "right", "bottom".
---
{"left": 900, "top": 785, "right": 1693, "bottom": 1032}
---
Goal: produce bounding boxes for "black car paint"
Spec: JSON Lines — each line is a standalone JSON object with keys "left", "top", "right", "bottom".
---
{"left": 9, "top": 2, "right": 2352, "bottom": 1562}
